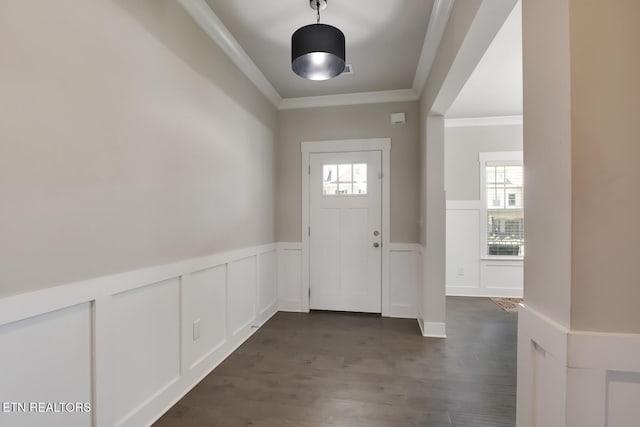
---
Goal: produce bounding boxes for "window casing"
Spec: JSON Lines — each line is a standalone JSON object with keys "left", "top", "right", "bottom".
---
{"left": 479, "top": 152, "right": 524, "bottom": 258}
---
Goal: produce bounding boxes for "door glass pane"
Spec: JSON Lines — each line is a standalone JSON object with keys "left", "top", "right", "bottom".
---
{"left": 353, "top": 183, "right": 367, "bottom": 195}
{"left": 338, "top": 164, "right": 352, "bottom": 182}
{"left": 322, "top": 164, "right": 338, "bottom": 195}
{"left": 353, "top": 164, "right": 367, "bottom": 182}
{"left": 338, "top": 183, "right": 353, "bottom": 195}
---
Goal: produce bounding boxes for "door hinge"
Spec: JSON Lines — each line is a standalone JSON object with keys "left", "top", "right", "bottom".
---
{"left": 308, "top": 165, "right": 311, "bottom": 175}
{"left": 309, "top": 288, "right": 311, "bottom": 299}
{"left": 308, "top": 226, "right": 311, "bottom": 236}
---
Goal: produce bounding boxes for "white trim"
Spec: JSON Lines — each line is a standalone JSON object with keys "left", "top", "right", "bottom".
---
{"left": 444, "top": 115, "right": 523, "bottom": 128}
{"left": 446, "top": 200, "right": 481, "bottom": 210}
{"left": 420, "top": 321, "right": 447, "bottom": 338}
{"left": 478, "top": 150, "right": 523, "bottom": 164}
{"left": 279, "top": 89, "right": 418, "bottom": 110}
{"left": 301, "top": 138, "right": 391, "bottom": 154}
{"left": 446, "top": 287, "right": 523, "bottom": 298}
{"left": 276, "top": 242, "right": 304, "bottom": 313}
{"left": 387, "top": 243, "right": 421, "bottom": 252}
{"left": 569, "top": 332, "right": 640, "bottom": 372}
{"left": 177, "top": 0, "right": 281, "bottom": 107}
{"left": 0, "top": 243, "right": 276, "bottom": 327}
{"left": 301, "top": 139, "right": 391, "bottom": 316}
{"left": 178, "top": 0, "right": 457, "bottom": 110}
{"left": 412, "top": 0, "right": 455, "bottom": 95}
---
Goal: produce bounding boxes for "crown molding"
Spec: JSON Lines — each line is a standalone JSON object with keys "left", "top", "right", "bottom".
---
{"left": 444, "top": 115, "right": 523, "bottom": 128}
{"left": 178, "top": 0, "right": 282, "bottom": 107}
{"left": 179, "top": 0, "right": 453, "bottom": 110}
{"left": 279, "top": 89, "right": 419, "bottom": 110}
{"left": 412, "top": 0, "right": 455, "bottom": 96}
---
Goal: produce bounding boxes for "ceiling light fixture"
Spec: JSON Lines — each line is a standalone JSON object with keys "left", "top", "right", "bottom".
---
{"left": 291, "top": 0, "right": 345, "bottom": 81}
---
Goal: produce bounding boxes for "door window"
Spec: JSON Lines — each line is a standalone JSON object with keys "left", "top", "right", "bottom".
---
{"left": 322, "top": 163, "right": 367, "bottom": 196}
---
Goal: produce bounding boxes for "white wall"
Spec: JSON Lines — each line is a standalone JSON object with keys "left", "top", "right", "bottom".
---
{"left": 0, "top": 244, "right": 278, "bottom": 427}
{"left": 444, "top": 123, "right": 523, "bottom": 297}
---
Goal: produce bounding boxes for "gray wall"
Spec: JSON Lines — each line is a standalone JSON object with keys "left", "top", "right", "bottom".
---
{"left": 276, "top": 102, "right": 421, "bottom": 243}
{"left": 569, "top": 0, "right": 640, "bottom": 333}
{"left": 445, "top": 124, "right": 523, "bottom": 200}
{"left": 0, "top": 0, "right": 278, "bottom": 297}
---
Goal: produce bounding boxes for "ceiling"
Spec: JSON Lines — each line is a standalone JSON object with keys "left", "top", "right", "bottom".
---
{"left": 205, "top": 0, "right": 434, "bottom": 99}
{"left": 446, "top": 0, "right": 522, "bottom": 118}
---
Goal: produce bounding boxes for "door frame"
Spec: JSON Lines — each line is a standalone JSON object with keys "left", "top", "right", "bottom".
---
{"left": 301, "top": 138, "right": 391, "bottom": 315}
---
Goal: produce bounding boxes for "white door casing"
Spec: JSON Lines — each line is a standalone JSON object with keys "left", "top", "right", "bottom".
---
{"left": 309, "top": 151, "right": 382, "bottom": 313}
{"left": 301, "top": 139, "right": 391, "bottom": 315}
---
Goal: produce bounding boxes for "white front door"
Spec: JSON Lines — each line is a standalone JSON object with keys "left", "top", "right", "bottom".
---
{"left": 309, "top": 151, "right": 382, "bottom": 313}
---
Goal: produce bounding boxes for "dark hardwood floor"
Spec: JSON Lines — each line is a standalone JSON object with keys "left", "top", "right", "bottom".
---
{"left": 155, "top": 297, "right": 517, "bottom": 427}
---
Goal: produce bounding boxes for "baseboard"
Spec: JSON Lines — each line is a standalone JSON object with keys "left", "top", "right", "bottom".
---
{"left": 446, "top": 286, "right": 523, "bottom": 298}
{"left": 277, "top": 299, "right": 304, "bottom": 312}
{"left": 389, "top": 303, "right": 416, "bottom": 319}
{"left": 419, "top": 320, "right": 447, "bottom": 338}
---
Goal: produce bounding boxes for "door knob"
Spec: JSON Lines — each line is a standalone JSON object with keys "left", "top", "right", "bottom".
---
{"left": 373, "top": 230, "right": 380, "bottom": 236}
{"left": 373, "top": 242, "right": 380, "bottom": 248}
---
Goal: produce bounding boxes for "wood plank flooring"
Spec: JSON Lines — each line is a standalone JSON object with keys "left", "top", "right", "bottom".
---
{"left": 154, "top": 297, "right": 517, "bottom": 427}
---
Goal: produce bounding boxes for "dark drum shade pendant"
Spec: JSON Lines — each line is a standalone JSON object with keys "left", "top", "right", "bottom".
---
{"left": 292, "top": 1, "right": 345, "bottom": 80}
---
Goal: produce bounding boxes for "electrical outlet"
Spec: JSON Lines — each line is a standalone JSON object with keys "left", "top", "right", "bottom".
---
{"left": 457, "top": 268, "right": 465, "bottom": 276}
{"left": 193, "top": 319, "right": 201, "bottom": 341}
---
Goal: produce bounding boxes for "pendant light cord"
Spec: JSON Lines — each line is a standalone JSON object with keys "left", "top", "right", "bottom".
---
{"left": 316, "top": 1, "right": 321, "bottom": 23}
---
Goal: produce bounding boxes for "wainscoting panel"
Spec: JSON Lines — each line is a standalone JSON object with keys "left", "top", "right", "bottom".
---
{"left": 257, "top": 250, "right": 277, "bottom": 323}
{"left": 446, "top": 200, "right": 523, "bottom": 297}
{"left": 445, "top": 208, "right": 480, "bottom": 288}
{"left": 111, "top": 278, "right": 181, "bottom": 426}
{"left": 517, "top": 304, "right": 640, "bottom": 427}
{"left": 0, "top": 243, "right": 278, "bottom": 427}
{"left": 516, "top": 304, "right": 568, "bottom": 427}
{"left": 388, "top": 244, "right": 421, "bottom": 318}
{"left": 606, "top": 371, "right": 640, "bottom": 427}
{"left": 277, "top": 242, "right": 303, "bottom": 312}
{"left": 227, "top": 256, "right": 257, "bottom": 338}
{"left": 183, "top": 265, "right": 227, "bottom": 370}
{"left": 479, "top": 260, "right": 523, "bottom": 297}
{"left": 0, "top": 303, "right": 93, "bottom": 427}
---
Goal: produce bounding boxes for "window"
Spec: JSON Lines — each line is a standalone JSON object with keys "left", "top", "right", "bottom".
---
{"left": 322, "top": 163, "right": 367, "bottom": 196}
{"left": 480, "top": 152, "right": 524, "bottom": 258}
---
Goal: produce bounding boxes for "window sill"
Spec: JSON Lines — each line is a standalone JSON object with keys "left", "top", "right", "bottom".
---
{"left": 480, "top": 257, "right": 523, "bottom": 261}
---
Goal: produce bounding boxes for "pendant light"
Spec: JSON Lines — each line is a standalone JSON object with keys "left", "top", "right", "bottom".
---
{"left": 291, "top": 0, "right": 345, "bottom": 80}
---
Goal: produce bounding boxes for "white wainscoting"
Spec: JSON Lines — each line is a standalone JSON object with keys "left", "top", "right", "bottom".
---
{"left": 446, "top": 200, "right": 523, "bottom": 298}
{"left": 277, "top": 242, "right": 303, "bottom": 312}
{"left": 388, "top": 243, "right": 421, "bottom": 319}
{"left": 0, "top": 244, "right": 278, "bottom": 427}
{"left": 517, "top": 304, "right": 640, "bottom": 427}
{"left": 277, "top": 242, "right": 421, "bottom": 319}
